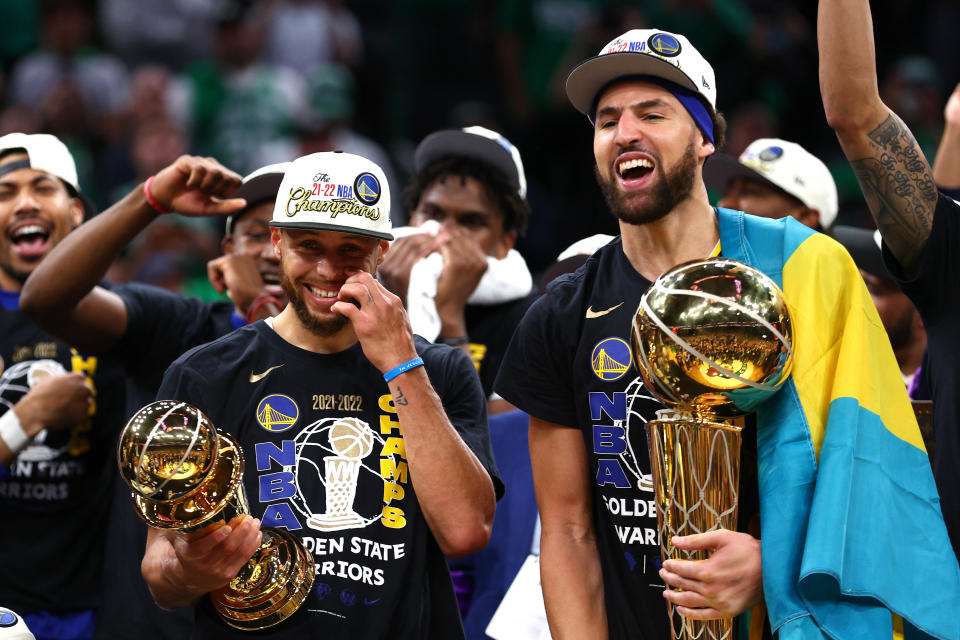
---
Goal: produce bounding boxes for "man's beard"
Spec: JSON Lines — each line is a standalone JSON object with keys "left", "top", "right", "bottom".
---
{"left": 0, "top": 260, "right": 31, "bottom": 286}
{"left": 595, "top": 138, "right": 698, "bottom": 226}
{"left": 280, "top": 270, "right": 350, "bottom": 336}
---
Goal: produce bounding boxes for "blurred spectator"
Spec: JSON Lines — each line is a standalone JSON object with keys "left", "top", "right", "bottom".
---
{"left": 179, "top": 5, "right": 305, "bottom": 175}
{"left": 8, "top": 0, "right": 130, "bottom": 142}
{"left": 0, "top": 0, "right": 39, "bottom": 68}
{"left": 97, "top": 0, "right": 220, "bottom": 69}
{"left": 722, "top": 102, "right": 779, "bottom": 158}
{"left": 880, "top": 56, "right": 943, "bottom": 159}
{"left": 263, "top": 0, "right": 363, "bottom": 73}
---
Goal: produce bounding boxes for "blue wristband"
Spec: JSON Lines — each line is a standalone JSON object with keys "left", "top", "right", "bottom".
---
{"left": 383, "top": 357, "right": 425, "bottom": 383}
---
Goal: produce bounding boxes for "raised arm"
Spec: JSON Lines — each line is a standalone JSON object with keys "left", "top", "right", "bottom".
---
{"left": 529, "top": 416, "right": 607, "bottom": 639}
{"left": 335, "top": 271, "right": 496, "bottom": 558}
{"left": 818, "top": 0, "right": 938, "bottom": 277}
{"left": 20, "top": 156, "right": 243, "bottom": 352}
{"left": 933, "top": 84, "right": 960, "bottom": 190}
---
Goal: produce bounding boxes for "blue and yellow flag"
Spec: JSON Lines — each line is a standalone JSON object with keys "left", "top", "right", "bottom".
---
{"left": 716, "top": 208, "right": 960, "bottom": 640}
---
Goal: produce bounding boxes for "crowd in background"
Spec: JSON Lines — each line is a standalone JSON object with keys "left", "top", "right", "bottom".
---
{"left": 1, "top": 0, "right": 959, "bottom": 291}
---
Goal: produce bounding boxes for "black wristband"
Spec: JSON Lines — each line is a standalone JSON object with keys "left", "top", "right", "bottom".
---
{"left": 437, "top": 336, "right": 470, "bottom": 345}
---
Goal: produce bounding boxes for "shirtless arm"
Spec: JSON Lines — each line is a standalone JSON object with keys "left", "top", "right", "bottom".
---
{"left": 530, "top": 416, "right": 607, "bottom": 638}
{"left": 818, "top": 0, "right": 938, "bottom": 278}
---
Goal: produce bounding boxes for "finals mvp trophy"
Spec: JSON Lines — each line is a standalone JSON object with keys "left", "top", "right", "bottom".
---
{"left": 630, "top": 258, "right": 793, "bottom": 640}
{"left": 117, "top": 400, "right": 314, "bottom": 630}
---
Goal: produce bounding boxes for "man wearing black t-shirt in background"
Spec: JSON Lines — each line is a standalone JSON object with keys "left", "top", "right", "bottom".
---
{"left": 0, "top": 133, "right": 121, "bottom": 640}
{"left": 819, "top": 0, "right": 960, "bottom": 561}
{"left": 144, "top": 151, "right": 499, "bottom": 638}
{"left": 19, "top": 158, "right": 291, "bottom": 639}
{"left": 378, "top": 127, "right": 536, "bottom": 411}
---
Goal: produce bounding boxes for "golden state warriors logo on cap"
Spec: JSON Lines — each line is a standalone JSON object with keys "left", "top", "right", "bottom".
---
{"left": 758, "top": 146, "right": 784, "bottom": 162}
{"left": 354, "top": 172, "right": 381, "bottom": 205}
{"left": 591, "top": 337, "right": 632, "bottom": 382}
{"left": 648, "top": 33, "right": 681, "bottom": 57}
{"left": 256, "top": 394, "right": 299, "bottom": 433}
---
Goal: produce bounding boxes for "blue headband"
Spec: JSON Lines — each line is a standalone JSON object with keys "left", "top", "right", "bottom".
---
{"left": 590, "top": 75, "right": 715, "bottom": 145}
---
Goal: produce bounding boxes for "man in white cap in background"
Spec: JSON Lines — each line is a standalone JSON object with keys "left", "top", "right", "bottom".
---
{"left": 379, "top": 126, "right": 536, "bottom": 411}
{"left": 142, "top": 151, "right": 501, "bottom": 638}
{"left": 704, "top": 138, "right": 839, "bottom": 231}
{"left": 495, "top": 26, "right": 956, "bottom": 640}
{"left": 20, "top": 157, "right": 292, "bottom": 640}
{"left": 0, "top": 133, "right": 117, "bottom": 640}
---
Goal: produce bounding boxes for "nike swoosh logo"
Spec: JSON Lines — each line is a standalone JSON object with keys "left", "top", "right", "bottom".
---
{"left": 585, "top": 302, "right": 623, "bottom": 319}
{"left": 249, "top": 364, "right": 284, "bottom": 383}
{"left": 364, "top": 598, "right": 381, "bottom": 606}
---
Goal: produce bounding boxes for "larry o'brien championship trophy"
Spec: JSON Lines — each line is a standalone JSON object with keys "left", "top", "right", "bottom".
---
{"left": 630, "top": 258, "right": 793, "bottom": 640}
{"left": 117, "top": 400, "right": 314, "bottom": 630}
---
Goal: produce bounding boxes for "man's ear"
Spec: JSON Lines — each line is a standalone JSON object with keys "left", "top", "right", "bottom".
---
{"left": 796, "top": 208, "right": 821, "bottom": 230}
{"left": 270, "top": 228, "right": 283, "bottom": 258}
{"left": 494, "top": 230, "right": 517, "bottom": 260}
{"left": 69, "top": 198, "right": 84, "bottom": 229}
{"left": 697, "top": 131, "right": 716, "bottom": 160}
{"left": 376, "top": 239, "right": 390, "bottom": 266}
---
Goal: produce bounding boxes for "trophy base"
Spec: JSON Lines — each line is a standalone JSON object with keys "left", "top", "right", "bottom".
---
{"left": 307, "top": 513, "right": 365, "bottom": 531}
{"left": 212, "top": 527, "right": 315, "bottom": 630}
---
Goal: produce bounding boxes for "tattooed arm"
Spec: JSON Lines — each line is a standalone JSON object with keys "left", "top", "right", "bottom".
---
{"left": 818, "top": 0, "right": 937, "bottom": 277}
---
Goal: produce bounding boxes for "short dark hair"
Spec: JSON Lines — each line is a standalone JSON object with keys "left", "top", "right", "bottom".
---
{"left": 710, "top": 108, "right": 728, "bottom": 152}
{"left": 403, "top": 156, "right": 530, "bottom": 236}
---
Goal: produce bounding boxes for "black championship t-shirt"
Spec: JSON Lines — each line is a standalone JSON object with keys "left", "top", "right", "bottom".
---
{"left": 883, "top": 192, "right": 960, "bottom": 561}
{"left": 464, "top": 289, "right": 538, "bottom": 398}
{"left": 494, "top": 238, "right": 760, "bottom": 640}
{"left": 0, "top": 290, "right": 128, "bottom": 614}
{"left": 94, "top": 283, "right": 239, "bottom": 640}
{"left": 157, "top": 322, "right": 501, "bottom": 639}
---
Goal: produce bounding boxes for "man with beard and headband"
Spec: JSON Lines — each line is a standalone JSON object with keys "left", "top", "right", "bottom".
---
{"left": 141, "top": 151, "right": 501, "bottom": 639}
{"left": 19, "top": 157, "right": 291, "bottom": 640}
{"left": 0, "top": 133, "right": 122, "bottom": 640}
{"left": 494, "top": 28, "right": 958, "bottom": 639}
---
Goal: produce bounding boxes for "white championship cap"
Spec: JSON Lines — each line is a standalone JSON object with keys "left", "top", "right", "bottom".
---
{"left": 413, "top": 126, "right": 527, "bottom": 200}
{"left": 0, "top": 607, "right": 36, "bottom": 640}
{"left": 270, "top": 151, "right": 393, "bottom": 240}
{"left": 704, "top": 138, "right": 839, "bottom": 228}
{"left": 566, "top": 28, "right": 717, "bottom": 117}
{"left": 0, "top": 133, "right": 80, "bottom": 193}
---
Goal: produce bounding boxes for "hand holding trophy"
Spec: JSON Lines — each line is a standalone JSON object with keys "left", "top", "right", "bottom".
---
{"left": 630, "top": 258, "right": 793, "bottom": 640}
{"left": 117, "top": 400, "right": 314, "bottom": 630}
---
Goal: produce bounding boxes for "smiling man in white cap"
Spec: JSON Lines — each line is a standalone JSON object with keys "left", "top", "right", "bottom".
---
{"left": 495, "top": 25, "right": 953, "bottom": 640}
{"left": 141, "top": 151, "right": 500, "bottom": 638}
{"left": 705, "top": 138, "right": 839, "bottom": 231}
{"left": 19, "top": 154, "right": 307, "bottom": 640}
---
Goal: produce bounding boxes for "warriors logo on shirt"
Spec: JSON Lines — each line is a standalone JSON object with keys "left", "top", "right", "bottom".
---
{"left": 591, "top": 337, "right": 632, "bottom": 382}
{"left": 256, "top": 394, "right": 300, "bottom": 433}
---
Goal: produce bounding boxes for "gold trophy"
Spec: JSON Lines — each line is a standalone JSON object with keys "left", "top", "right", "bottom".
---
{"left": 630, "top": 258, "right": 793, "bottom": 640}
{"left": 117, "top": 400, "right": 314, "bottom": 630}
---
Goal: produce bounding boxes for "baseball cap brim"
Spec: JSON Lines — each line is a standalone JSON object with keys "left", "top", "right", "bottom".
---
{"left": 414, "top": 129, "right": 523, "bottom": 194}
{"left": 566, "top": 52, "right": 701, "bottom": 117}
{"left": 703, "top": 153, "right": 785, "bottom": 198}
{"left": 269, "top": 220, "right": 394, "bottom": 241}
{"left": 833, "top": 225, "right": 891, "bottom": 280}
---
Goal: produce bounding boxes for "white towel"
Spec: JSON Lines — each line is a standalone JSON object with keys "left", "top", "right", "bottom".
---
{"left": 395, "top": 223, "right": 532, "bottom": 341}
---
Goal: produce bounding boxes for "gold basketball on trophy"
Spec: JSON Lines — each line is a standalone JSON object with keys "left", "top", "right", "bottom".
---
{"left": 631, "top": 257, "right": 793, "bottom": 418}
{"left": 117, "top": 400, "right": 314, "bottom": 630}
{"left": 630, "top": 258, "right": 793, "bottom": 640}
